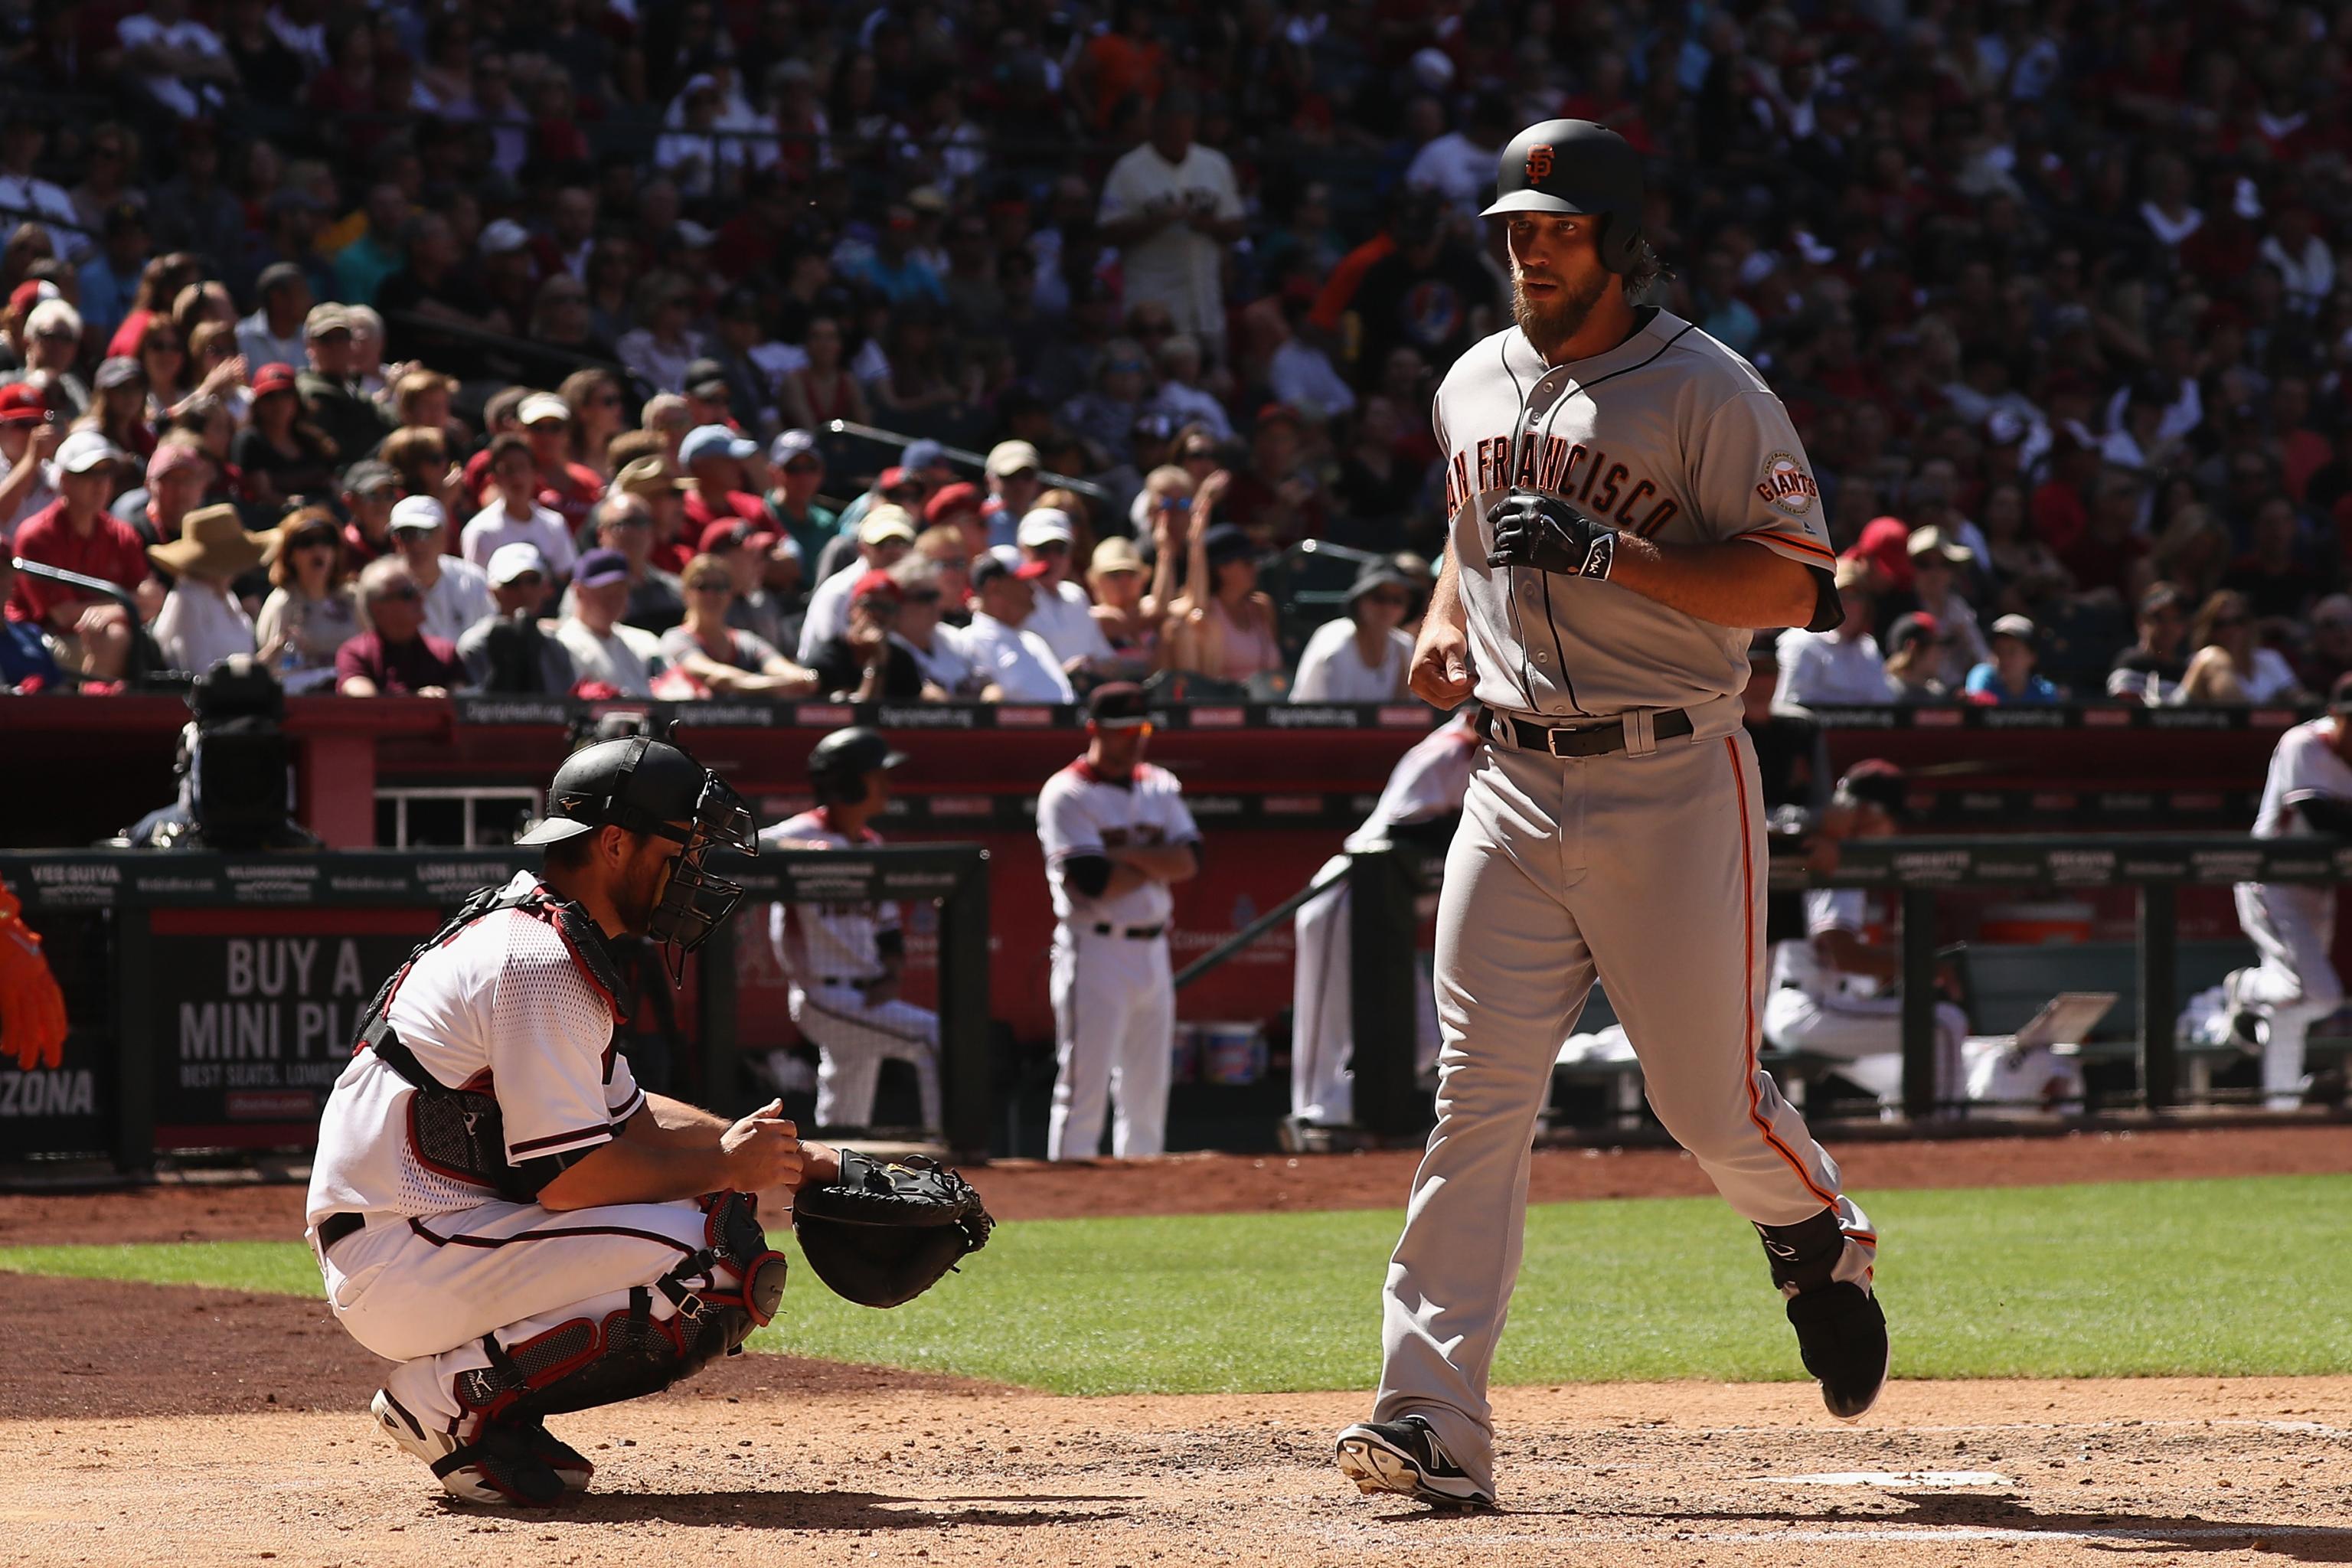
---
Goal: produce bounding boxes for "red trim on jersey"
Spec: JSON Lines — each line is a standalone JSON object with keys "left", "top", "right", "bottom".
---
{"left": 1727, "top": 736, "right": 1844, "bottom": 1214}
{"left": 1735, "top": 528, "right": 1836, "bottom": 565}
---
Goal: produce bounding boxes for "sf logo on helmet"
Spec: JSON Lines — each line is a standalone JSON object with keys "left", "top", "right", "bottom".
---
{"left": 1526, "top": 144, "right": 1555, "bottom": 182}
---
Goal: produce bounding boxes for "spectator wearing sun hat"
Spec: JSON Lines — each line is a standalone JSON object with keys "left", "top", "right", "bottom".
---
{"left": 796, "top": 502, "right": 919, "bottom": 663}
{"left": 1290, "top": 557, "right": 1415, "bottom": 703}
{"left": 1017, "top": 506, "right": 1116, "bottom": 671}
{"left": 146, "top": 503, "right": 266, "bottom": 675}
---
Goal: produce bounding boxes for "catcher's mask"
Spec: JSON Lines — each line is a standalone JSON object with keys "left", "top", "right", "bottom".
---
{"left": 518, "top": 733, "right": 757, "bottom": 956}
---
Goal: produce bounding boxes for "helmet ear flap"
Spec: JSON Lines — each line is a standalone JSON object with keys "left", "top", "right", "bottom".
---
{"left": 1596, "top": 213, "right": 1641, "bottom": 276}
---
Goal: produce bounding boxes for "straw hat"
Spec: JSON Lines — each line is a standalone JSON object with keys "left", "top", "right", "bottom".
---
{"left": 148, "top": 503, "right": 275, "bottom": 580}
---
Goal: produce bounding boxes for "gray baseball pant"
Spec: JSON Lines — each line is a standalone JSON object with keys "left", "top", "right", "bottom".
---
{"left": 1373, "top": 727, "right": 1874, "bottom": 1494}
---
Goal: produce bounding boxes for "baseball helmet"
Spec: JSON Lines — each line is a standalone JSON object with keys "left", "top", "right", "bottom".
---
{"left": 1481, "top": 119, "right": 1645, "bottom": 274}
{"left": 808, "top": 726, "right": 908, "bottom": 803}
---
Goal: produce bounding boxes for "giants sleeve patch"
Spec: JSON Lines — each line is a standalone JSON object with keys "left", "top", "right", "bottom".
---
{"left": 1756, "top": 452, "right": 1820, "bottom": 517}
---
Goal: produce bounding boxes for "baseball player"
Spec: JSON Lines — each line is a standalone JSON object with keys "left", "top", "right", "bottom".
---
{"left": 305, "top": 736, "right": 824, "bottom": 1504}
{"left": 1760, "top": 762, "right": 2083, "bottom": 1112}
{"left": 1290, "top": 710, "right": 1481, "bottom": 1131}
{"left": 1037, "top": 682, "right": 1201, "bottom": 1159}
{"left": 1334, "top": 122, "right": 1885, "bottom": 1511}
{"left": 760, "top": 727, "right": 944, "bottom": 1138}
{"left": 2223, "top": 673, "right": 2352, "bottom": 1108}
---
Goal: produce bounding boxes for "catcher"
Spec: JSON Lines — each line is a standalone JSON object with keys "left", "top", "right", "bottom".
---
{"left": 304, "top": 734, "right": 989, "bottom": 1505}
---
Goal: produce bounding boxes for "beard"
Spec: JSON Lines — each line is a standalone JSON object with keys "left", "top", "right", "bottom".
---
{"left": 1513, "top": 269, "right": 1612, "bottom": 355}
{"left": 619, "top": 846, "right": 678, "bottom": 937}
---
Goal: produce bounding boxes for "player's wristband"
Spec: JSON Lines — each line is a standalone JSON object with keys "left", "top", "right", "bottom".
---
{"left": 1579, "top": 532, "right": 1615, "bottom": 580}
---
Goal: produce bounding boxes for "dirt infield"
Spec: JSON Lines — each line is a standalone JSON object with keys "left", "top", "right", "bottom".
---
{"left": 9, "top": 1123, "right": 2352, "bottom": 1566}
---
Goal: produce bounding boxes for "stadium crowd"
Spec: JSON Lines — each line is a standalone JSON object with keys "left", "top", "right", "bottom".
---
{"left": 1, "top": 0, "right": 2350, "bottom": 710}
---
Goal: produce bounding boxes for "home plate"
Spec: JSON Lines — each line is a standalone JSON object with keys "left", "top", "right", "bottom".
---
{"left": 1752, "top": 1471, "right": 2012, "bottom": 1488}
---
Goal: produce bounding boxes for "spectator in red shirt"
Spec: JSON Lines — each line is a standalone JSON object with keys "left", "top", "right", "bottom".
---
{"left": 335, "top": 557, "right": 469, "bottom": 697}
{"left": 2030, "top": 433, "right": 2098, "bottom": 557}
{"left": 516, "top": 391, "right": 605, "bottom": 539}
{"left": 5, "top": 430, "right": 153, "bottom": 680}
{"left": 678, "top": 423, "right": 767, "bottom": 541}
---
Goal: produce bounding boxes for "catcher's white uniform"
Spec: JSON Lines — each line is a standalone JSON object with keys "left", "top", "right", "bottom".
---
{"left": 2234, "top": 718, "right": 2352, "bottom": 1107}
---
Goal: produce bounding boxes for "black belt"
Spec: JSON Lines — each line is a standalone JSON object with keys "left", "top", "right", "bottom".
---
{"left": 318, "top": 1211, "right": 365, "bottom": 1251}
{"left": 1475, "top": 706, "right": 1694, "bottom": 758}
{"left": 1089, "top": 921, "right": 1165, "bottom": 939}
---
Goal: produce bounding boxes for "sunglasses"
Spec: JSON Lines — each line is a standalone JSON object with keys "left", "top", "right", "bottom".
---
{"left": 902, "top": 588, "right": 942, "bottom": 604}
{"left": 374, "top": 584, "right": 422, "bottom": 603}
{"left": 1181, "top": 447, "right": 1216, "bottom": 461}
{"left": 505, "top": 572, "right": 544, "bottom": 588}
{"left": 784, "top": 458, "right": 820, "bottom": 473}
{"left": 686, "top": 580, "right": 730, "bottom": 594}
{"left": 1364, "top": 591, "right": 1410, "bottom": 607}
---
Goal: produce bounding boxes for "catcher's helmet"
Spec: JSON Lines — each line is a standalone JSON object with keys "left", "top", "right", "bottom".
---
{"left": 1481, "top": 119, "right": 1646, "bottom": 274}
{"left": 808, "top": 726, "right": 908, "bottom": 802}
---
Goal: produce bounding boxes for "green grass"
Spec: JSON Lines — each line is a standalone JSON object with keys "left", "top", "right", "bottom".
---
{"left": 8, "top": 1174, "right": 2352, "bottom": 1395}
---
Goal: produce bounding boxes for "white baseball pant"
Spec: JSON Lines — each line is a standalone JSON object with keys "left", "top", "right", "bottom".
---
{"left": 1046, "top": 923, "right": 1173, "bottom": 1159}
{"left": 1374, "top": 730, "right": 1874, "bottom": 1496}
{"left": 2234, "top": 881, "right": 2342, "bottom": 1109}
{"left": 1761, "top": 988, "right": 1970, "bottom": 1109}
{"left": 790, "top": 983, "right": 943, "bottom": 1133}
{"left": 312, "top": 1197, "right": 731, "bottom": 1436}
{"left": 1292, "top": 856, "right": 1444, "bottom": 1125}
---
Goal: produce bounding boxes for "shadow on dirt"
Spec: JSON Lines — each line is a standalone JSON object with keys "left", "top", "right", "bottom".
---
{"left": 546, "top": 1489, "right": 1140, "bottom": 1530}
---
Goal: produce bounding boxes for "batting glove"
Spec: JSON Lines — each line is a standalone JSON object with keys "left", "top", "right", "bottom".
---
{"left": 1485, "top": 488, "right": 1617, "bottom": 580}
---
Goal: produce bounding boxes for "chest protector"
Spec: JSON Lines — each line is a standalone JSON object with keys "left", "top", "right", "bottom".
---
{"left": 353, "top": 880, "right": 627, "bottom": 1202}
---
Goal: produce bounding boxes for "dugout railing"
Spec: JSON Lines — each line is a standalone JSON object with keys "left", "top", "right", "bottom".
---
{"left": 0, "top": 842, "right": 991, "bottom": 1177}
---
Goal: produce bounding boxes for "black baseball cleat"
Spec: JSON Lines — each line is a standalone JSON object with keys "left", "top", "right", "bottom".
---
{"left": 1334, "top": 1414, "right": 1495, "bottom": 1508}
{"left": 515, "top": 1418, "right": 594, "bottom": 1492}
{"left": 1786, "top": 1281, "right": 1890, "bottom": 1421}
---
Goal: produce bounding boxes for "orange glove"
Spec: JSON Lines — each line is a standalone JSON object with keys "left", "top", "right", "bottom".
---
{"left": 0, "top": 886, "right": 68, "bottom": 1071}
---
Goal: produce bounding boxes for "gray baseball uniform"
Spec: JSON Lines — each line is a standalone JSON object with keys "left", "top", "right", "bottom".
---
{"left": 1371, "top": 310, "right": 1874, "bottom": 1495}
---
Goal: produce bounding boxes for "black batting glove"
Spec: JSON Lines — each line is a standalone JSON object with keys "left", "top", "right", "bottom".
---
{"left": 1484, "top": 488, "right": 1618, "bottom": 580}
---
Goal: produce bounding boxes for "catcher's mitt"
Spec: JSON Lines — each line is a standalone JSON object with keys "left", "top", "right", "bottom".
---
{"left": 794, "top": 1149, "right": 993, "bottom": 1308}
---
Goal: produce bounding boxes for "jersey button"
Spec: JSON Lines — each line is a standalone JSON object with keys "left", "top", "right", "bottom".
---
{"left": 1534, "top": 652, "right": 1550, "bottom": 665}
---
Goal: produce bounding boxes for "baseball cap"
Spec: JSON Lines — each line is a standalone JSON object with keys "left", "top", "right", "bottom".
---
{"left": 575, "top": 547, "right": 630, "bottom": 588}
{"left": 672, "top": 218, "right": 716, "bottom": 249}
{"left": 971, "top": 550, "right": 1047, "bottom": 590}
{"left": 1201, "top": 523, "right": 1253, "bottom": 567}
{"left": 341, "top": 459, "right": 399, "bottom": 496}
{"left": 518, "top": 391, "right": 573, "bottom": 427}
{"left": 771, "top": 428, "right": 819, "bottom": 466}
{"left": 698, "top": 519, "right": 754, "bottom": 555}
{"left": 1906, "top": 524, "right": 1973, "bottom": 564}
{"left": 146, "top": 440, "right": 207, "bottom": 485}
{"left": 1834, "top": 759, "right": 1907, "bottom": 819}
{"left": 255, "top": 262, "right": 305, "bottom": 298}
{"left": 250, "top": 361, "right": 299, "bottom": 397}
{"left": 486, "top": 541, "right": 547, "bottom": 585}
{"left": 7, "top": 279, "right": 57, "bottom": 316}
{"left": 1889, "top": 610, "right": 1940, "bottom": 650}
{"left": 479, "top": 217, "right": 531, "bottom": 256}
{"left": 680, "top": 423, "right": 758, "bottom": 466}
{"left": 1345, "top": 558, "right": 1413, "bottom": 606}
{"left": 684, "top": 358, "right": 730, "bottom": 398}
{"left": 616, "top": 455, "right": 691, "bottom": 498}
{"left": 1090, "top": 536, "right": 1145, "bottom": 576}
{"left": 924, "top": 481, "right": 980, "bottom": 524}
{"left": 1087, "top": 681, "right": 1151, "bottom": 728}
{"left": 985, "top": 439, "right": 1040, "bottom": 478}
{"left": 1990, "top": 612, "right": 2037, "bottom": 642}
{"left": 0, "top": 381, "right": 42, "bottom": 425}
{"left": 93, "top": 355, "right": 145, "bottom": 390}
{"left": 1017, "top": 508, "right": 1076, "bottom": 548}
{"left": 858, "top": 505, "right": 918, "bottom": 546}
{"left": 304, "top": 302, "right": 351, "bottom": 339}
{"left": 389, "top": 495, "right": 447, "bottom": 534}
{"left": 50, "top": 429, "right": 124, "bottom": 476}
{"left": 901, "top": 437, "right": 947, "bottom": 472}
{"left": 850, "top": 567, "right": 902, "bottom": 603}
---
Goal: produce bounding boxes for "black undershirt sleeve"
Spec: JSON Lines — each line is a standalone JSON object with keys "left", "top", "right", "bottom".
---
{"left": 1802, "top": 565, "right": 1845, "bottom": 635}
{"left": 2291, "top": 792, "right": 2352, "bottom": 838}
{"left": 1063, "top": 854, "right": 1113, "bottom": 898}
